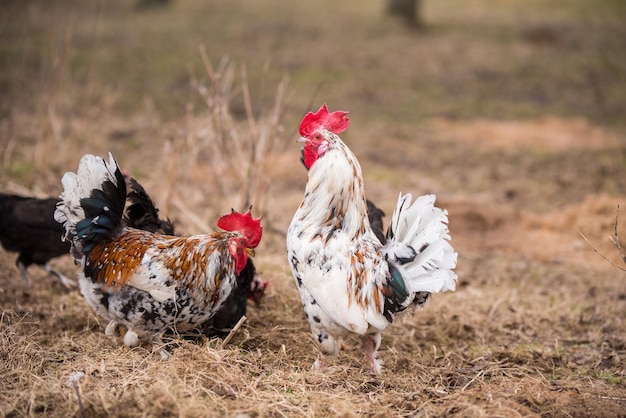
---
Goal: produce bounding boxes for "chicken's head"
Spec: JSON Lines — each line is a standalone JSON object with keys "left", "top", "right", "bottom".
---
{"left": 298, "top": 103, "right": 350, "bottom": 169}
{"left": 248, "top": 274, "right": 269, "bottom": 305}
{"left": 217, "top": 209, "right": 263, "bottom": 274}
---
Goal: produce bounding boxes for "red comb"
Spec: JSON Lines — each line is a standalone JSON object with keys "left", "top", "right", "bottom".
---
{"left": 299, "top": 103, "right": 350, "bottom": 137}
{"left": 217, "top": 210, "right": 263, "bottom": 248}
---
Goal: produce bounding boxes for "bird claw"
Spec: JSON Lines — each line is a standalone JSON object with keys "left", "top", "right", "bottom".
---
{"left": 58, "top": 274, "right": 77, "bottom": 289}
{"left": 312, "top": 355, "right": 327, "bottom": 371}
{"left": 158, "top": 348, "right": 171, "bottom": 361}
{"left": 43, "top": 263, "right": 76, "bottom": 288}
{"left": 18, "top": 262, "right": 30, "bottom": 287}
{"left": 123, "top": 329, "right": 140, "bottom": 347}
{"left": 105, "top": 320, "right": 118, "bottom": 336}
{"left": 369, "top": 358, "right": 384, "bottom": 376}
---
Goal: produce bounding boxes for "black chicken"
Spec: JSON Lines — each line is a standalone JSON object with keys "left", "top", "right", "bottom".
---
{"left": 366, "top": 200, "right": 386, "bottom": 244}
{"left": 124, "top": 177, "right": 175, "bottom": 235}
{"left": 0, "top": 193, "right": 74, "bottom": 287}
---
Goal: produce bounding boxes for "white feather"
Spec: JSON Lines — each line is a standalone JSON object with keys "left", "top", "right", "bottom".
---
{"left": 291, "top": 232, "right": 390, "bottom": 334}
{"left": 384, "top": 192, "right": 458, "bottom": 295}
{"left": 126, "top": 250, "right": 177, "bottom": 302}
{"left": 128, "top": 273, "right": 177, "bottom": 303}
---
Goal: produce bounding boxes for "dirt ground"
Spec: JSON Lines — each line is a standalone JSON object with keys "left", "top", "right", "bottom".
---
{"left": 1, "top": 0, "right": 626, "bottom": 417}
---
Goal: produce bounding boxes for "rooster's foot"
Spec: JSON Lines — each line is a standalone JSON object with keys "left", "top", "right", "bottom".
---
{"left": 362, "top": 334, "right": 383, "bottom": 375}
{"left": 105, "top": 320, "right": 118, "bottom": 336}
{"left": 43, "top": 263, "right": 76, "bottom": 288}
{"left": 312, "top": 355, "right": 327, "bottom": 371}
{"left": 123, "top": 329, "right": 140, "bottom": 347}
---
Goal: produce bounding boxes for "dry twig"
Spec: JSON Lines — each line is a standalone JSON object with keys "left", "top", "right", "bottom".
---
{"left": 220, "top": 315, "right": 247, "bottom": 349}
{"left": 579, "top": 205, "right": 626, "bottom": 272}
{"left": 72, "top": 381, "right": 87, "bottom": 418}
{"left": 608, "top": 205, "right": 626, "bottom": 266}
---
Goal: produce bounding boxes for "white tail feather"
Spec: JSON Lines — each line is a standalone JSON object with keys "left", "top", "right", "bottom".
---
{"left": 54, "top": 153, "right": 120, "bottom": 242}
{"left": 384, "top": 193, "right": 458, "bottom": 295}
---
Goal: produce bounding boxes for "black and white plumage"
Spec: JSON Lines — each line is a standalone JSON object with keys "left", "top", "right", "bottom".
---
{"left": 123, "top": 176, "right": 268, "bottom": 338}
{"left": 286, "top": 104, "right": 457, "bottom": 374}
{"left": 0, "top": 177, "right": 173, "bottom": 290}
{"left": 0, "top": 193, "right": 74, "bottom": 288}
{"left": 54, "top": 153, "right": 263, "bottom": 352}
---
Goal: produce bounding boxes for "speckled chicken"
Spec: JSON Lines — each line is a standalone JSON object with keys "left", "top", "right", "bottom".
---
{"left": 287, "top": 104, "right": 457, "bottom": 374}
{"left": 124, "top": 175, "right": 269, "bottom": 338}
{"left": 54, "top": 153, "right": 263, "bottom": 351}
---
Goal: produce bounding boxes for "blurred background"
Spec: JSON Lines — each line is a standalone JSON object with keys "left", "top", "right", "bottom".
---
{"left": 3, "top": 0, "right": 626, "bottom": 123}
{"left": 2, "top": 0, "right": 626, "bottom": 256}
{"left": 2, "top": 0, "right": 625, "bottom": 185}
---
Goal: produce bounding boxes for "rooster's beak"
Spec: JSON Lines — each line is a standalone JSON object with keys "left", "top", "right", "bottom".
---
{"left": 246, "top": 248, "right": 256, "bottom": 257}
{"left": 296, "top": 136, "right": 307, "bottom": 143}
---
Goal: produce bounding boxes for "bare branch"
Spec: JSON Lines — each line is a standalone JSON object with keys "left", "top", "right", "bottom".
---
{"left": 578, "top": 230, "right": 626, "bottom": 272}
{"left": 608, "top": 204, "right": 626, "bottom": 266}
{"left": 171, "top": 195, "right": 213, "bottom": 233}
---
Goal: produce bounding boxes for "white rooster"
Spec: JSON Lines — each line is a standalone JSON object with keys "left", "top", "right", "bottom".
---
{"left": 286, "top": 104, "right": 457, "bottom": 374}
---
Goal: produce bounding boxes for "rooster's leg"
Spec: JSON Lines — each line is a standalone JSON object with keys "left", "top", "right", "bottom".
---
{"left": 362, "top": 333, "right": 383, "bottom": 375}
{"left": 312, "top": 354, "right": 328, "bottom": 370}
{"left": 17, "top": 261, "right": 30, "bottom": 286}
{"left": 312, "top": 328, "right": 338, "bottom": 371}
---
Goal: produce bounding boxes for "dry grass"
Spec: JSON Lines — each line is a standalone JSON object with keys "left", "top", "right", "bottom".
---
{"left": 1, "top": 0, "right": 626, "bottom": 417}
{"left": 2, "top": 249, "right": 625, "bottom": 417}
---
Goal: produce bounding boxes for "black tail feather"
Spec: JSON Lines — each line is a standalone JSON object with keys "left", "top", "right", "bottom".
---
{"left": 124, "top": 177, "right": 175, "bottom": 235}
{"left": 382, "top": 263, "right": 430, "bottom": 322}
{"left": 76, "top": 168, "right": 127, "bottom": 256}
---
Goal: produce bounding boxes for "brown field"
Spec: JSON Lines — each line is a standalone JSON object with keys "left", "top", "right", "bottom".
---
{"left": 1, "top": 0, "right": 625, "bottom": 416}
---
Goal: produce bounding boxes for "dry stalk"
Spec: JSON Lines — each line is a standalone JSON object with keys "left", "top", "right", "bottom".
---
{"left": 166, "top": 48, "right": 288, "bottom": 230}
{"left": 35, "top": 11, "right": 79, "bottom": 167}
{"left": 220, "top": 315, "right": 247, "bottom": 349}
{"left": 1, "top": 137, "right": 16, "bottom": 175}
{"left": 608, "top": 205, "right": 626, "bottom": 266}
{"left": 171, "top": 195, "right": 212, "bottom": 232}
{"left": 159, "top": 139, "right": 184, "bottom": 217}
{"left": 460, "top": 369, "right": 485, "bottom": 392}
{"left": 71, "top": 381, "right": 87, "bottom": 418}
{"left": 598, "top": 395, "right": 626, "bottom": 401}
{"left": 579, "top": 205, "right": 626, "bottom": 272}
